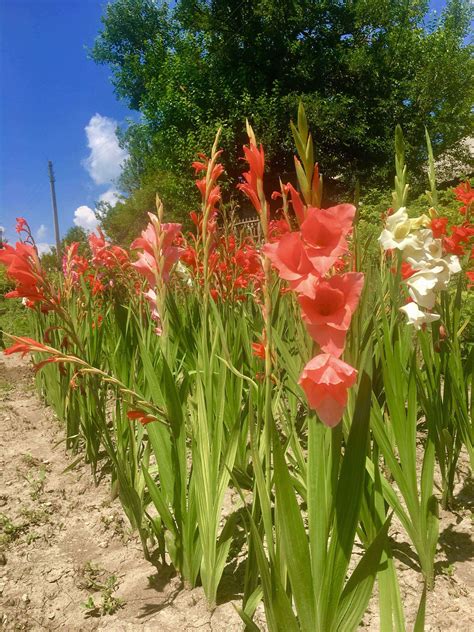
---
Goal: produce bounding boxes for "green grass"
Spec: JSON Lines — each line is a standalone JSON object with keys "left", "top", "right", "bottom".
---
{"left": 0, "top": 297, "right": 32, "bottom": 347}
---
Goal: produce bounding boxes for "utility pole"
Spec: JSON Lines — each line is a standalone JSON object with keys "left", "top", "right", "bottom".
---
{"left": 47, "top": 160, "right": 61, "bottom": 264}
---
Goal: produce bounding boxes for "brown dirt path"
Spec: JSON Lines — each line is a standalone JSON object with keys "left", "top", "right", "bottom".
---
{"left": 0, "top": 355, "right": 248, "bottom": 631}
{"left": 0, "top": 354, "right": 472, "bottom": 631}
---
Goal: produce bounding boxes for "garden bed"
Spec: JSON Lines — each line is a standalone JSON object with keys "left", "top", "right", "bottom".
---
{"left": 0, "top": 354, "right": 472, "bottom": 631}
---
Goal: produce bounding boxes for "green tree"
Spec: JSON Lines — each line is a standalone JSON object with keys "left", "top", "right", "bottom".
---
{"left": 91, "top": 0, "right": 473, "bottom": 236}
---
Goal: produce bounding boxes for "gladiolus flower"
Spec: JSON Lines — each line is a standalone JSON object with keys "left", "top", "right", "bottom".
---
{"left": 301, "top": 204, "right": 355, "bottom": 275}
{"left": 238, "top": 143, "right": 265, "bottom": 214}
{"left": 431, "top": 217, "right": 449, "bottom": 238}
{"left": 15, "top": 217, "right": 27, "bottom": 233}
{"left": 391, "top": 261, "right": 416, "bottom": 279}
{"left": 453, "top": 181, "right": 474, "bottom": 215}
{"left": 399, "top": 302, "right": 440, "bottom": 329}
{"left": 0, "top": 242, "right": 50, "bottom": 307}
{"left": 3, "top": 337, "right": 48, "bottom": 357}
{"left": 287, "top": 182, "right": 305, "bottom": 225}
{"left": 263, "top": 232, "right": 319, "bottom": 297}
{"left": 406, "top": 261, "right": 452, "bottom": 309}
{"left": 298, "top": 273, "right": 364, "bottom": 356}
{"left": 252, "top": 342, "right": 266, "bottom": 360}
{"left": 299, "top": 354, "right": 357, "bottom": 427}
{"left": 127, "top": 410, "right": 155, "bottom": 425}
{"left": 131, "top": 218, "right": 183, "bottom": 284}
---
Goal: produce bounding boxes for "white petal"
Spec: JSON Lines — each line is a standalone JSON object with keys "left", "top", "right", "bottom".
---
{"left": 400, "top": 303, "right": 440, "bottom": 329}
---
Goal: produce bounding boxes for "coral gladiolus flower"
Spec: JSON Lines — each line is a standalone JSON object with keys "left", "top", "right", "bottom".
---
{"left": 131, "top": 218, "right": 183, "bottom": 284}
{"left": 15, "top": 217, "right": 27, "bottom": 233}
{"left": 298, "top": 272, "right": 364, "bottom": 356}
{"left": 127, "top": 410, "right": 155, "bottom": 425}
{"left": 0, "top": 242, "right": 49, "bottom": 306}
{"left": 263, "top": 232, "right": 320, "bottom": 297}
{"left": 238, "top": 143, "right": 265, "bottom": 213}
{"left": 251, "top": 342, "right": 266, "bottom": 360}
{"left": 299, "top": 353, "right": 357, "bottom": 427}
{"left": 3, "top": 337, "right": 48, "bottom": 357}
{"left": 287, "top": 182, "right": 305, "bottom": 225}
{"left": 301, "top": 205, "right": 356, "bottom": 275}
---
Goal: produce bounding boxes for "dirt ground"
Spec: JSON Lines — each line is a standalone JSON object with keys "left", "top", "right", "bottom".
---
{"left": 0, "top": 354, "right": 472, "bottom": 631}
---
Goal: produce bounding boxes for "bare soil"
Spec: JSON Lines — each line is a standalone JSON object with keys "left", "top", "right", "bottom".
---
{"left": 0, "top": 354, "right": 472, "bottom": 631}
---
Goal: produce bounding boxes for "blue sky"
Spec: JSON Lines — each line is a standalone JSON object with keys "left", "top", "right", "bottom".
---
{"left": 0, "top": 0, "right": 454, "bottom": 249}
{"left": 0, "top": 0, "right": 133, "bottom": 249}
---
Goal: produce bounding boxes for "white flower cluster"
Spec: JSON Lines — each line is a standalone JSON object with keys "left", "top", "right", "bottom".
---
{"left": 379, "top": 207, "right": 461, "bottom": 329}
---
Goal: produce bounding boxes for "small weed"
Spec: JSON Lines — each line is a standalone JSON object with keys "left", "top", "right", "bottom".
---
{"left": 20, "top": 507, "right": 49, "bottom": 526}
{"left": 79, "top": 562, "right": 124, "bottom": 616}
{"left": 440, "top": 563, "right": 456, "bottom": 578}
{"left": 0, "top": 379, "right": 13, "bottom": 395}
{"left": 100, "top": 513, "right": 126, "bottom": 538}
{"left": 0, "top": 513, "right": 25, "bottom": 545}
{"left": 24, "top": 465, "right": 46, "bottom": 500}
{"left": 21, "top": 453, "right": 42, "bottom": 468}
{"left": 25, "top": 531, "right": 41, "bottom": 545}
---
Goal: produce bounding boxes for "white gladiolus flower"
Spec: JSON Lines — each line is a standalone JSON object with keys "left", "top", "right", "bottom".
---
{"left": 406, "top": 261, "right": 451, "bottom": 309}
{"left": 400, "top": 302, "right": 440, "bottom": 329}
{"left": 379, "top": 205, "right": 462, "bottom": 330}
{"left": 404, "top": 229, "right": 443, "bottom": 268}
{"left": 386, "top": 207, "right": 409, "bottom": 231}
{"left": 378, "top": 208, "right": 431, "bottom": 253}
{"left": 445, "top": 254, "right": 461, "bottom": 274}
{"left": 378, "top": 208, "right": 415, "bottom": 251}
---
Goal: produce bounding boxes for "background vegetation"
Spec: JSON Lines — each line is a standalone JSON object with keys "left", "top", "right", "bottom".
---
{"left": 90, "top": 0, "right": 473, "bottom": 244}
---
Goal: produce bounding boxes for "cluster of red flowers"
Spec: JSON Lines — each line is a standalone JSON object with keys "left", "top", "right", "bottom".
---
{"left": 430, "top": 180, "right": 474, "bottom": 286}
{"left": 263, "top": 191, "right": 363, "bottom": 427}
{"left": 0, "top": 218, "right": 57, "bottom": 311}
{"left": 62, "top": 229, "right": 131, "bottom": 297}
{"left": 180, "top": 143, "right": 265, "bottom": 302}
{"left": 182, "top": 231, "right": 263, "bottom": 301}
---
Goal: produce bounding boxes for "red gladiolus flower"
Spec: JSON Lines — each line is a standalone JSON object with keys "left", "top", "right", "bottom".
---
{"left": 453, "top": 181, "right": 474, "bottom": 215}
{"left": 88, "top": 228, "right": 130, "bottom": 270}
{"left": 263, "top": 232, "right": 320, "bottom": 297}
{"left": 431, "top": 217, "right": 449, "bottom": 238}
{"left": 300, "top": 205, "right": 356, "bottom": 275}
{"left": 3, "top": 337, "right": 48, "bottom": 357}
{"left": 252, "top": 342, "right": 266, "bottom": 360}
{"left": 298, "top": 272, "right": 364, "bottom": 357}
{"left": 127, "top": 410, "right": 155, "bottom": 425}
{"left": 268, "top": 218, "right": 291, "bottom": 242}
{"left": 467, "top": 270, "right": 474, "bottom": 288}
{"left": 287, "top": 182, "right": 305, "bottom": 225}
{"left": 390, "top": 261, "right": 416, "bottom": 279}
{"left": 15, "top": 217, "right": 27, "bottom": 233}
{"left": 0, "top": 242, "right": 50, "bottom": 307}
{"left": 238, "top": 143, "right": 265, "bottom": 213}
{"left": 299, "top": 353, "right": 358, "bottom": 427}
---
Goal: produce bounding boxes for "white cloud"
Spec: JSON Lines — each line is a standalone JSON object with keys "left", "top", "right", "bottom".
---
{"left": 36, "top": 224, "right": 48, "bottom": 240}
{"left": 74, "top": 205, "right": 99, "bottom": 232}
{"left": 37, "top": 243, "right": 52, "bottom": 256}
{"left": 83, "top": 114, "right": 128, "bottom": 185}
{"left": 98, "top": 187, "right": 121, "bottom": 207}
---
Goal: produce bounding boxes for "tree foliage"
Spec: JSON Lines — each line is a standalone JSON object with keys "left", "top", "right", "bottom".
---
{"left": 91, "top": 0, "right": 473, "bottom": 243}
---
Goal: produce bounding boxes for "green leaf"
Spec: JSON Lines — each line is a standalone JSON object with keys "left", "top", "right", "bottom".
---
{"left": 319, "top": 368, "right": 372, "bottom": 631}
{"left": 336, "top": 515, "right": 392, "bottom": 632}
{"left": 273, "top": 424, "right": 315, "bottom": 632}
